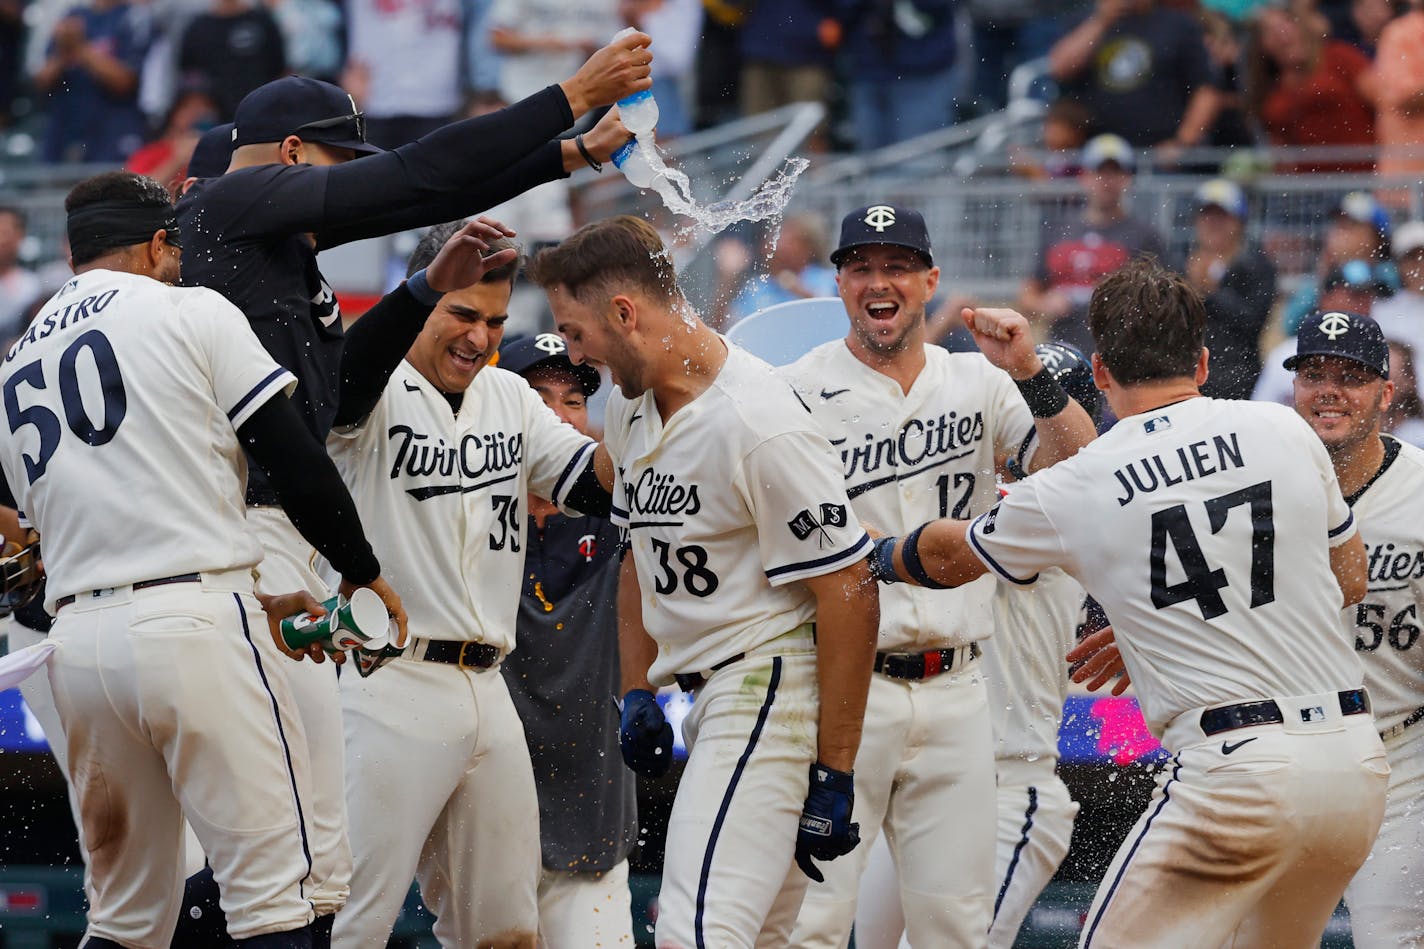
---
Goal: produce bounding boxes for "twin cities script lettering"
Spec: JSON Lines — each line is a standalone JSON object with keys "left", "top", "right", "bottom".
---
{"left": 387, "top": 425, "right": 523, "bottom": 495}
{"left": 1114, "top": 433, "right": 1245, "bottom": 507}
{"left": 833, "top": 410, "right": 986, "bottom": 481}
{"left": 622, "top": 468, "right": 702, "bottom": 523}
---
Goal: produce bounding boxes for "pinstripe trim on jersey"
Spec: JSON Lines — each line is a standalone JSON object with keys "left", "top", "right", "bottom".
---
{"left": 610, "top": 503, "right": 629, "bottom": 527}
{"left": 235, "top": 592, "right": 313, "bottom": 894}
{"left": 1328, "top": 511, "right": 1355, "bottom": 538}
{"left": 764, "top": 532, "right": 872, "bottom": 585}
{"left": 1082, "top": 755, "right": 1182, "bottom": 947}
{"left": 551, "top": 441, "right": 596, "bottom": 508}
{"left": 695, "top": 656, "right": 782, "bottom": 949}
{"left": 968, "top": 525, "right": 1038, "bottom": 586}
{"left": 993, "top": 786, "right": 1039, "bottom": 924}
{"left": 228, "top": 368, "right": 298, "bottom": 429}
{"left": 1015, "top": 428, "right": 1039, "bottom": 472}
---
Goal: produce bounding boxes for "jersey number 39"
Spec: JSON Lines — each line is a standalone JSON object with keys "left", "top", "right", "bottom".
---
{"left": 4, "top": 331, "right": 127, "bottom": 485}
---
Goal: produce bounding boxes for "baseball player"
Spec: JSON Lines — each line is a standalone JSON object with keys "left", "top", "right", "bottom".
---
{"left": 870, "top": 257, "right": 1388, "bottom": 946}
{"left": 176, "top": 41, "right": 649, "bottom": 935}
{"left": 527, "top": 216, "right": 879, "bottom": 948}
{"left": 323, "top": 220, "right": 618, "bottom": 948}
{"left": 0, "top": 171, "right": 404, "bottom": 948}
{"left": 851, "top": 344, "right": 1101, "bottom": 949}
{"left": 499, "top": 333, "right": 638, "bottom": 949}
{"left": 1285, "top": 311, "right": 1424, "bottom": 949}
{"left": 778, "top": 206, "right": 1096, "bottom": 948}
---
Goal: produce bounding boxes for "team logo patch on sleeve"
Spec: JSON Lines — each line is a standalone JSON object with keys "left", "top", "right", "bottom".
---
{"left": 789, "top": 504, "right": 845, "bottom": 548}
{"left": 789, "top": 510, "right": 820, "bottom": 540}
{"left": 820, "top": 503, "right": 848, "bottom": 528}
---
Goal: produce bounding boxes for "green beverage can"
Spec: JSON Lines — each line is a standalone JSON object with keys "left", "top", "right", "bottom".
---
{"left": 280, "top": 587, "right": 390, "bottom": 653}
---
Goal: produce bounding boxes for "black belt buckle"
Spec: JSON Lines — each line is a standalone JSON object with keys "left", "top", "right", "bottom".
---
{"left": 874, "top": 643, "right": 980, "bottom": 681}
{"left": 455, "top": 640, "right": 499, "bottom": 670}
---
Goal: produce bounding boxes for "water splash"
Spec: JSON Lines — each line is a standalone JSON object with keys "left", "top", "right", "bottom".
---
{"left": 637, "top": 143, "right": 811, "bottom": 236}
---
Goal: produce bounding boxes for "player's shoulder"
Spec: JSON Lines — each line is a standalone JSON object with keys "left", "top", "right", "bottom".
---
{"left": 715, "top": 345, "right": 820, "bottom": 433}
{"left": 1381, "top": 436, "right": 1424, "bottom": 486}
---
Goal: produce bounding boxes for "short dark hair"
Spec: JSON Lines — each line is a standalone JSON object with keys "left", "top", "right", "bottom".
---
{"left": 65, "top": 172, "right": 173, "bottom": 265}
{"left": 1087, "top": 257, "right": 1206, "bottom": 384}
{"left": 525, "top": 215, "right": 680, "bottom": 305}
{"left": 406, "top": 220, "right": 521, "bottom": 285}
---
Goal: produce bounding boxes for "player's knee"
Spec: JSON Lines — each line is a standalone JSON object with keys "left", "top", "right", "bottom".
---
{"left": 475, "top": 930, "right": 537, "bottom": 949}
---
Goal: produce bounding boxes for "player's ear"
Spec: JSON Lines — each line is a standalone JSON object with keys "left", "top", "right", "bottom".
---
{"left": 610, "top": 293, "right": 635, "bottom": 330}
{"left": 1090, "top": 352, "right": 1112, "bottom": 392}
{"left": 1381, "top": 378, "right": 1396, "bottom": 412}
{"left": 147, "top": 229, "right": 168, "bottom": 269}
{"left": 924, "top": 265, "right": 940, "bottom": 298}
{"left": 1195, "top": 347, "right": 1209, "bottom": 386}
{"left": 280, "top": 135, "right": 304, "bottom": 166}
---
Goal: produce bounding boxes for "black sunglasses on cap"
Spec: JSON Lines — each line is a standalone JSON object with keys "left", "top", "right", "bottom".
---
{"left": 295, "top": 111, "right": 366, "bottom": 143}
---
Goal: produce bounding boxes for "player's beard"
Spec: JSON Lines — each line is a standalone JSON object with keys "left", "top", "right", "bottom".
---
{"left": 1316, "top": 401, "right": 1385, "bottom": 457}
{"left": 853, "top": 305, "right": 925, "bottom": 359}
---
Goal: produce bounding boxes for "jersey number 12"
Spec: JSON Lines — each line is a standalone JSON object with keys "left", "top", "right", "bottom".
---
{"left": 4, "top": 330, "right": 128, "bottom": 485}
{"left": 1149, "top": 481, "right": 1275, "bottom": 620}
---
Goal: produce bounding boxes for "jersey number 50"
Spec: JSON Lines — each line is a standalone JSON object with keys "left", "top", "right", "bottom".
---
{"left": 1149, "top": 481, "right": 1275, "bottom": 620}
{"left": 4, "top": 331, "right": 127, "bottom": 485}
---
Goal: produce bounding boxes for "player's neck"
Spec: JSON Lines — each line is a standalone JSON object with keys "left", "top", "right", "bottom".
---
{"left": 1329, "top": 430, "right": 1387, "bottom": 498}
{"left": 650, "top": 321, "right": 727, "bottom": 422}
{"left": 1105, "top": 380, "right": 1202, "bottom": 420}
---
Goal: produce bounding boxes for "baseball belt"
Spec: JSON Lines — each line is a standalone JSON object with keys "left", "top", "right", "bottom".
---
{"left": 407, "top": 638, "right": 501, "bottom": 670}
{"left": 874, "top": 642, "right": 981, "bottom": 681}
{"left": 1199, "top": 688, "right": 1370, "bottom": 737}
{"left": 55, "top": 573, "right": 202, "bottom": 610}
{"left": 675, "top": 652, "right": 746, "bottom": 692}
{"left": 1379, "top": 704, "right": 1424, "bottom": 742}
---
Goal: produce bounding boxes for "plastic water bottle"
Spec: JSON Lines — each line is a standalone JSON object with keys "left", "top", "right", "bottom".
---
{"left": 618, "top": 88, "right": 659, "bottom": 140}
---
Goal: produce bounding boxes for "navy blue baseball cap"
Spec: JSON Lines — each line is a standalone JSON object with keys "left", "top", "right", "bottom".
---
{"left": 233, "top": 77, "right": 382, "bottom": 156}
{"left": 499, "top": 333, "right": 601, "bottom": 396}
{"left": 830, "top": 204, "right": 933, "bottom": 267}
{"left": 1035, "top": 341, "right": 1101, "bottom": 422}
{"left": 1284, "top": 310, "right": 1390, "bottom": 379}
{"left": 187, "top": 122, "right": 234, "bottom": 179}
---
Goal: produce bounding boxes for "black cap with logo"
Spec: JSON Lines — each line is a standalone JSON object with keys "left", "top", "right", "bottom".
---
{"left": 830, "top": 204, "right": 933, "bottom": 267}
{"left": 232, "top": 77, "right": 382, "bottom": 156}
{"left": 1284, "top": 310, "right": 1390, "bottom": 379}
{"left": 498, "top": 333, "right": 601, "bottom": 396}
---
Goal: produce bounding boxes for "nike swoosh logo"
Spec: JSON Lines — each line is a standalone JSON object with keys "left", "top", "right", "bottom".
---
{"left": 630, "top": 413, "right": 643, "bottom": 424}
{"left": 403, "top": 381, "right": 421, "bottom": 392}
{"left": 821, "top": 388, "right": 850, "bottom": 399}
{"left": 1221, "top": 737, "right": 1258, "bottom": 755}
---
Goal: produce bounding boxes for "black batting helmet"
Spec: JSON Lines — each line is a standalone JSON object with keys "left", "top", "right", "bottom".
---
{"left": 1035, "top": 342, "right": 1101, "bottom": 423}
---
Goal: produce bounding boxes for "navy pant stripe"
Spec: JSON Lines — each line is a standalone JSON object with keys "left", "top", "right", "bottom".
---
{"left": 992, "top": 785, "right": 1039, "bottom": 923}
{"left": 1082, "top": 755, "right": 1182, "bottom": 947}
{"left": 235, "top": 593, "right": 314, "bottom": 889}
{"left": 694, "top": 656, "right": 783, "bottom": 949}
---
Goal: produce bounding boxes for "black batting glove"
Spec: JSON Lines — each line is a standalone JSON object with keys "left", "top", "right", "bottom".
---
{"left": 619, "top": 688, "right": 673, "bottom": 777}
{"left": 795, "top": 762, "right": 860, "bottom": 882}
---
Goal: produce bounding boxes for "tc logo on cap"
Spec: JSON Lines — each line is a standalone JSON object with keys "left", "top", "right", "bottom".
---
{"left": 534, "top": 333, "right": 566, "bottom": 355}
{"left": 1319, "top": 312, "right": 1351, "bottom": 340}
{"left": 864, "top": 205, "right": 896, "bottom": 232}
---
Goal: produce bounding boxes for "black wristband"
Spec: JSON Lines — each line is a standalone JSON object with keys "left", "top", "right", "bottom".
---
{"left": 575, "top": 134, "right": 603, "bottom": 173}
{"left": 902, "top": 523, "right": 951, "bottom": 590}
{"left": 1015, "top": 367, "right": 1071, "bottom": 418}
{"left": 867, "top": 536, "right": 903, "bottom": 584}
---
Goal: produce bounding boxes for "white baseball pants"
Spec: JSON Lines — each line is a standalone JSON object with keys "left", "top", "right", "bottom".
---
{"left": 332, "top": 656, "right": 540, "bottom": 948}
{"left": 654, "top": 648, "right": 819, "bottom": 949}
{"left": 48, "top": 573, "right": 316, "bottom": 945}
{"left": 1344, "top": 722, "right": 1424, "bottom": 949}
{"left": 536, "top": 861, "right": 635, "bottom": 949}
{"left": 1080, "top": 694, "right": 1388, "bottom": 948}
{"left": 248, "top": 505, "right": 351, "bottom": 919}
{"left": 791, "top": 661, "right": 997, "bottom": 949}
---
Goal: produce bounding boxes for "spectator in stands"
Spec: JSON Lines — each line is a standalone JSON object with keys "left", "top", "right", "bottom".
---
{"left": 694, "top": 0, "right": 743, "bottom": 129}
{"left": 490, "top": 0, "right": 622, "bottom": 108}
{"left": 124, "top": 79, "right": 219, "bottom": 193}
{"left": 624, "top": 0, "right": 702, "bottom": 138}
{"left": 344, "top": 0, "right": 463, "bottom": 147}
{"left": 711, "top": 214, "right": 838, "bottom": 329}
{"left": 32, "top": 0, "right": 151, "bottom": 163}
{"left": 1047, "top": 0, "right": 1222, "bottom": 152}
{"left": 964, "top": 0, "right": 1086, "bottom": 114}
{"left": 1370, "top": 219, "right": 1424, "bottom": 357}
{"left": 178, "top": 0, "right": 286, "bottom": 120}
{"left": 1184, "top": 179, "right": 1277, "bottom": 399}
{"left": 1254, "top": 259, "right": 1394, "bottom": 403}
{"left": 1012, "top": 98, "right": 1092, "bottom": 178}
{"left": 1018, "top": 133, "right": 1167, "bottom": 352}
{"left": 837, "top": 0, "right": 962, "bottom": 150}
{"left": 1326, "top": 0, "right": 1400, "bottom": 55}
{"left": 1372, "top": 0, "right": 1424, "bottom": 180}
{"left": 1246, "top": 1, "right": 1376, "bottom": 171}
{"left": 1283, "top": 190, "right": 1395, "bottom": 333}
{"left": 1383, "top": 339, "right": 1424, "bottom": 444}
{"left": 1200, "top": 7, "right": 1256, "bottom": 147}
{"left": 266, "top": 0, "right": 343, "bottom": 83}
{"left": 739, "top": 0, "right": 836, "bottom": 144}
{"left": 0, "top": 207, "right": 39, "bottom": 341}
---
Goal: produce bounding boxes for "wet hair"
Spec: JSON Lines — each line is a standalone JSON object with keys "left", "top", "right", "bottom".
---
{"left": 406, "top": 220, "right": 521, "bottom": 284}
{"left": 65, "top": 171, "right": 175, "bottom": 265}
{"left": 525, "top": 215, "right": 680, "bottom": 305}
{"left": 1088, "top": 256, "right": 1206, "bottom": 385}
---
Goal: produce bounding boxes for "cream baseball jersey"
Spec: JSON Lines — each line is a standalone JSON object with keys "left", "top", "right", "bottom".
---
{"left": 604, "top": 343, "right": 872, "bottom": 686}
{"left": 782, "top": 342, "right": 1036, "bottom": 651}
{"left": 984, "top": 568, "right": 1083, "bottom": 762}
{"left": 327, "top": 361, "right": 593, "bottom": 652}
{"left": 1345, "top": 435, "right": 1424, "bottom": 735}
{"left": 967, "top": 398, "right": 1363, "bottom": 735}
{"left": 0, "top": 270, "right": 295, "bottom": 613}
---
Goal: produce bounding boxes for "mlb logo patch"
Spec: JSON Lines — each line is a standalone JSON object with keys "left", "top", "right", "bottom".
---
{"left": 1300, "top": 705, "right": 1326, "bottom": 723}
{"left": 1144, "top": 416, "right": 1172, "bottom": 434}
